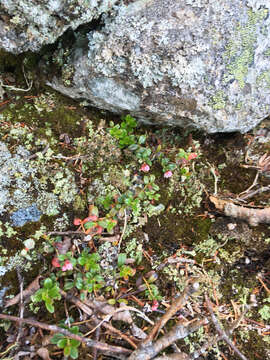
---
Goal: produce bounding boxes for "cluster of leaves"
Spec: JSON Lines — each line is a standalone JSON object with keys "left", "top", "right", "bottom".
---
{"left": 109, "top": 114, "right": 137, "bottom": 148}
{"left": 32, "top": 243, "right": 162, "bottom": 358}
{"left": 32, "top": 115, "right": 200, "bottom": 358}
{"left": 31, "top": 277, "right": 61, "bottom": 313}
{"left": 63, "top": 251, "right": 104, "bottom": 296}
{"left": 35, "top": 248, "right": 136, "bottom": 307}
{"left": 51, "top": 327, "right": 81, "bottom": 359}
{"left": 73, "top": 204, "right": 117, "bottom": 236}
{"left": 110, "top": 115, "right": 152, "bottom": 165}
{"left": 110, "top": 115, "right": 198, "bottom": 178}
{"left": 106, "top": 116, "right": 199, "bottom": 220}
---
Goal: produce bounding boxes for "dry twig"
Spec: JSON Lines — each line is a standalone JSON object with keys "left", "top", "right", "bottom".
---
{"left": 154, "top": 354, "right": 190, "bottom": 360}
{"left": 210, "top": 195, "right": 270, "bottom": 226}
{"left": 5, "top": 275, "right": 41, "bottom": 308}
{"left": 128, "top": 318, "right": 206, "bottom": 360}
{"left": 205, "top": 295, "right": 248, "bottom": 360}
{"left": 60, "top": 290, "right": 137, "bottom": 349}
{"left": 118, "top": 208, "right": 128, "bottom": 251}
{"left": 128, "top": 283, "right": 203, "bottom": 360}
{"left": 15, "top": 268, "right": 24, "bottom": 344}
{"left": 238, "top": 185, "right": 270, "bottom": 201}
{"left": 0, "top": 314, "right": 131, "bottom": 356}
{"left": 144, "top": 282, "right": 199, "bottom": 344}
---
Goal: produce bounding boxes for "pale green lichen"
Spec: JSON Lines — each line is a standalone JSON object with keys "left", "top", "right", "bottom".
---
{"left": 209, "top": 90, "right": 226, "bottom": 110}
{"left": 223, "top": 8, "right": 269, "bottom": 89}
{"left": 124, "top": 238, "right": 143, "bottom": 264}
{"left": 62, "top": 64, "right": 75, "bottom": 87}
{"left": 264, "top": 47, "right": 270, "bottom": 57}
{"left": 51, "top": 169, "right": 78, "bottom": 205}
{"left": 256, "top": 70, "right": 270, "bottom": 89}
{"left": 37, "top": 192, "right": 60, "bottom": 216}
{"left": 236, "top": 102, "right": 243, "bottom": 110}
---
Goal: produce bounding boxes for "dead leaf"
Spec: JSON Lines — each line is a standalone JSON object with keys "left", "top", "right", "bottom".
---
{"left": 54, "top": 236, "right": 71, "bottom": 254}
{"left": 92, "top": 300, "right": 133, "bottom": 324}
{"left": 36, "top": 347, "right": 51, "bottom": 360}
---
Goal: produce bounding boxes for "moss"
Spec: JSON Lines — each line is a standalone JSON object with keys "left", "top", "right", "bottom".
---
{"left": 73, "top": 194, "right": 87, "bottom": 214}
{"left": 0, "top": 49, "right": 23, "bottom": 73}
{"left": 223, "top": 8, "right": 269, "bottom": 89}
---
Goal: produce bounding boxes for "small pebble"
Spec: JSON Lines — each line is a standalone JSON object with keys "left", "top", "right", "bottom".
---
{"left": 227, "top": 222, "right": 236, "bottom": 230}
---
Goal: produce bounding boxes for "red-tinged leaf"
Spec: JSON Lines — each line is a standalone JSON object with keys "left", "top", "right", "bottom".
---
{"left": 73, "top": 218, "right": 81, "bottom": 226}
{"left": 52, "top": 257, "right": 61, "bottom": 268}
{"left": 187, "top": 153, "right": 197, "bottom": 161}
{"left": 152, "top": 300, "right": 159, "bottom": 311}
{"left": 96, "top": 226, "right": 103, "bottom": 234}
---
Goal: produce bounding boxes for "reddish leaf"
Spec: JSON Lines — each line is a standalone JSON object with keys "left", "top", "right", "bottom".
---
{"left": 96, "top": 226, "right": 103, "bottom": 234}
{"left": 73, "top": 218, "right": 81, "bottom": 226}
{"left": 52, "top": 257, "right": 61, "bottom": 268}
{"left": 187, "top": 153, "right": 197, "bottom": 161}
{"left": 151, "top": 300, "right": 159, "bottom": 311}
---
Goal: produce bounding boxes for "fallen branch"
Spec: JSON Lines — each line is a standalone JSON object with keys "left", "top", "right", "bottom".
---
{"left": 47, "top": 231, "right": 85, "bottom": 237}
{"left": 5, "top": 275, "right": 41, "bottom": 308}
{"left": 154, "top": 354, "right": 190, "bottom": 360}
{"left": 15, "top": 267, "right": 25, "bottom": 345}
{"left": 238, "top": 185, "right": 270, "bottom": 201}
{"left": 27, "top": 144, "right": 49, "bottom": 160}
{"left": 0, "top": 314, "right": 131, "bottom": 356}
{"left": 144, "top": 282, "right": 199, "bottom": 344}
{"left": 210, "top": 195, "right": 270, "bottom": 226}
{"left": 0, "top": 73, "right": 32, "bottom": 93}
{"left": 127, "top": 283, "right": 203, "bottom": 360}
{"left": 128, "top": 318, "right": 206, "bottom": 360}
{"left": 205, "top": 295, "right": 248, "bottom": 360}
{"left": 60, "top": 290, "right": 137, "bottom": 349}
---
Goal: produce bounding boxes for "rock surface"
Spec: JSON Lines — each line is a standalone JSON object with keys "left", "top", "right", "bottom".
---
{"left": 0, "top": 140, "right": 78, "bottom": 225}
{"left": 0, "top": 0, "right": 117, "bottom": 53}
{"left": 47, "top": 0, "right": 270, "bottom": 133}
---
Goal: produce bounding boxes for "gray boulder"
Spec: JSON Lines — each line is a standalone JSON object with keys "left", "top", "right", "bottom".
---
{"left": 48, "top": 0, "right": 270, "bottom": 133}
{"left": 0, "top": 0, "right": 118, "bottom": 53}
